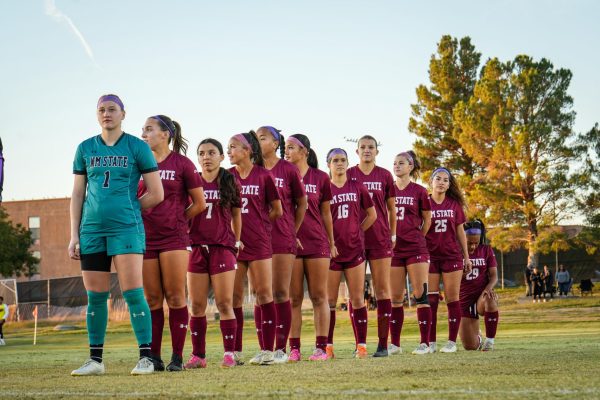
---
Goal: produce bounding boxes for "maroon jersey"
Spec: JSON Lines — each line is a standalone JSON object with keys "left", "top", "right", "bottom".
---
{"left": 268, "top": 159, "right": 306, "bottom": 254}
{"left": 347, "top": 165, "right": 394, "bottom": 251}
{"left": 138, "top": 152, "right": 202, "bottom": 250}
{"left": 461, "top": 244, "right": 497, "bottom": 299}
{"left": 393, "top": 182, "right": 431, "bottom": 258}
{"left": 229, "top": 165, "right": 280, "bottom": 261}
{"left": 189, "top": 176, "right": 241, "bottom": 250}
{"left": 425, "top": 195, "right": 466, "bottom": 261}
{"left": 330, "top": 179, "right": 373, "bottom": 262}
{"left": 297, "top": 167, "right": 333, "bottom": 257}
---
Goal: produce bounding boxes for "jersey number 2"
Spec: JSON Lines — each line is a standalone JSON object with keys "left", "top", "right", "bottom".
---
{"left": 103, "top": 171, "right": 110, "bottom": 188}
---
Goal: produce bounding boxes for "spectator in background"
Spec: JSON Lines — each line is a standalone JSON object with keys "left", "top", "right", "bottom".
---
{"left": 525, "top": 265, "right": 533, "bottom": 296}
{"left": 542, "top": 265, "right": 555, "bottom": 301}
{"left": 531, "top": 267, "right": 543, "bottom": 303}
{"left": 0, "top": 296, "right": 9, "bottom": 345}
{"left": 555, "top": 265, "right": 571, "bottom": 297}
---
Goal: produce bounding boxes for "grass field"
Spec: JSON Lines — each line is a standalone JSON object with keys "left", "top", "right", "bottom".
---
{"left": 1, "top": 288, "right": 599, "bottom": 399}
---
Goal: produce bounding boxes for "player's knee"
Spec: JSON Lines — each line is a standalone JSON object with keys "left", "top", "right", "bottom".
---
{"left": 290, "top": 294, "right": 304, "bottom": 308}
{"left": 349, "top": 295, "right": 364, "bottom": 308}
{"left": 413, "top": 283, "right": 429, "bottom": 305}
{"left": 144, "top": 293, "right": 163, "bottom": 309}
{"left": 189, "top": 302, "right": 206, "bottom": 316}
{"left": 255, "top": 292, "right": 273, "bottom": 305}
{"left": 164, "top": 292, "right": 186, "bottom": 309}
{"left": 272, "top": 289, "right": 288, "bottom": 304}
{"left": 215, "top": 299, "right": 232, "bottom": 314}
{"left": 309, "top": 293, "right": 326, "bottom": 307}
{"left": 463, "top": 342, "right": 479, "bottom": 351}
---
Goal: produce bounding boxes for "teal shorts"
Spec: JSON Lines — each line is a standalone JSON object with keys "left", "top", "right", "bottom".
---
{"left": 80, "top": 233, "right": 146, "bottom": 256}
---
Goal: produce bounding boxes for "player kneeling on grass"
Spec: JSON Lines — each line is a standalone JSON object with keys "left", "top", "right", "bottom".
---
{"left": 325, "top": 148, "right": 376, "bottom": 359}
{"left": 458, "top": 219, "right": 499, "bottom": 351}
{"left": 186, "top": 139, "right": 242, "bottom": 369}
{"left": 69, "top": 94, "right": 164, "bottom": 376}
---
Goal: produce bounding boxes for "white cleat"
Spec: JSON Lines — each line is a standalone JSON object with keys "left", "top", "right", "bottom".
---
{"left": 439, "top": 341, "right": 457, "bottom": 353}
{"left": 481, "top": 339, "right": 494, "bottom": 352}
{"left": 0, "top": 338, "right": 5, "bottom": 346}
{"left": 248, "top": 351, "right": 264, "bottom": 365}
{"left": 273, "top": 349, "right": 289, "bottom": 364}
{"left": 388, "top": 344, "right": 402, "bottom": 355}
{"left": 260, "top": 350, "right": 274, "bottom": 365}
{"left": 71, "top": 359, "right": 105, "bottom": 376}
{"left": 428, "top": 342, "right": 437, "bottom": 353}
{"left": 411, "top": 343, "right": 430, "bottom": 355}
{"left": 234, "top": 351, "right": 244, "bottom": 366}
{"left": 131, "top": 356, "right": 155, "bottom": 375}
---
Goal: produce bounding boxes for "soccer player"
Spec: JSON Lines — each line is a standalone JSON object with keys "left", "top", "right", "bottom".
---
{"left": 347, "top": 135, "right": 395, "bottom": 357}
{"left": 0, "top": 296, "right": 8, "bottom": 345}
{"left": 69, "top": 94, "right": 164, "bottom": 376}
{"left": 286, "top": 134, "right": 336, "bottom": 362}
{"left": 459, "top": 219, "right": 499, "bottom": 351}
{"left": 257, "top": 126, "right": 307, "bottom": 364}
{"left": 389, "top": 151, "right": 432, "bottom": 355}
{"left": 326, "top": 148, "right": 376, "bottom": 359}
{"left": 426, "top": 168, "right": 472, "bottom": 354}
{"left": 229, "top": 132, "right": 282, "bottom": 366}
{"left": 186, "top": 139, "right": 242, "bottom": 369}
{"left": 138, "top": 115, "right": 205, "bottom": 371}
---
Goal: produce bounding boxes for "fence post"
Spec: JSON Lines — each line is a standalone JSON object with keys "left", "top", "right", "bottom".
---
{"left": 47, "top": 279, "right": 51, "bottom": 319}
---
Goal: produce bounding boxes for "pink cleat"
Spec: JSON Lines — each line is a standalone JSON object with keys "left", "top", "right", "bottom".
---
{"left": 308, "top": 348, "right": 328, "bottom": 361}
{"left": 220, "top": 352, "right": 236, "bottom": 368}
{"left": 184, "top": 354, "right": 207, "bottom": 369}
{"left": 288, "top": 349, "right": 301, "bottom": 362}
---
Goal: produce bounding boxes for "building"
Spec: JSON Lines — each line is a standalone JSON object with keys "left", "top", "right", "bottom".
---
{"left": 2, "top": 198, "right": 80, "bottom": 279}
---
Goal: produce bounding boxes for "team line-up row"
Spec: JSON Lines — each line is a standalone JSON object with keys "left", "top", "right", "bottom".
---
{"left": 68, "top": 94, "right": 499, "bottom": 376}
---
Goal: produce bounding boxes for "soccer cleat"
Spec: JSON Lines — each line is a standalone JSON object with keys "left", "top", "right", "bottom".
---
{"left": 411, "top": 343, "right": 430, "bottom": 355}
{"left": 288, "top": 349, "right": 301, "bottom": 362}
{"left": 151, "top": 355, "right": 165, "bottom": 372}
{"left": 71, "top": 359, "right": 105, "bottom": 376}
{"left": 233, "top": 351, "right": 245, "bottom": 366}
{"left": 0, "top": 338, "right": 5, "bottom": 346}
{"left": 439, "top": 341, "right": 457, "bottom": 353}
{"left": 428, "top": 342, "right": 437, "bottom": 353}
{"left": 131, "top": 356, "right": 155, "bottom": 375}
{"left": 273, "top": 349, "right": 289, "bottom": 364}
{"left": 355, "top": 344, "right": 368, "bottom": 359}
{"left": 481, "top": 339, "right": 494, "bottom": 352}
{"left": 325, "top": 344, "right": 335, "bottom": 359}
{"left": 248, "top": 351, "right": 264, "bottom": 365}
{"left": 388, "top": 344, "right": 402, "bottom": 355}
{"left": 308, "top": 348, "right": 329, "bottom": 361}
{"left": 260, "top": 350, "right": 274, "bottom": 365}
{"left": 166, "top": 354, "right": 184, "bottom": 371}
{"left": 184, "top": 354, "right": 207, "bottom": 369}
{"left": 221, "top": 352, "right": 236, "bottom": 368}
{"left": 373, "top": 345, "right": 388, "bottom": 357}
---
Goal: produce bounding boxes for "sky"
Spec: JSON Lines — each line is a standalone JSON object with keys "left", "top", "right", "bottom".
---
{"left": 1, "top": 0, "right": 599, "bottom": 201}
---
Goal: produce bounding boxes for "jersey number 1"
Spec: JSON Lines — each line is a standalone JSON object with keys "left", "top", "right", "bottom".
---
{"left": 103, "top": 171, "right": 110, "bottom": 188}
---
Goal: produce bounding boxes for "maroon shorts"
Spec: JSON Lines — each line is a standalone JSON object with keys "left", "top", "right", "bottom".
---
{"left": 330, "top": 254, "right": 365, "bottom": 271}
{"left": 188, "top": 245, "right": 237, "bottom": 275}
{"left": 365, "top": 247, "right": 393, "bottom": 261}
{"left": 460, "top": 294, "right": 481, "bottom": 319}
{"left": 391, "top": 253, "right": 430, "bottom": 268}
{"left": 297, "top": 246, "right": 330, "bottom": 259}
{"left": 272, "top": 244, "right": 298, "bottom": 256}
{"left": 144, "top": 245, "right": 191, "bottom": 260}
{"left": 429, "top": 260, "right": 463, "bottom": 274}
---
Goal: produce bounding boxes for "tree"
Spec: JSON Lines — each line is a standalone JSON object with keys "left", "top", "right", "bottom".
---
{"left": 0, "top": 207, "right": 39, "bottom": 277}
{"left": 454, "top": 55, "right": 580, "bottom": 267}
{"left": 409, "top": 35, "right": 482, "bottom": 210}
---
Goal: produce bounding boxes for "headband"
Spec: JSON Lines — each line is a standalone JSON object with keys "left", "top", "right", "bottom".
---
{"left": 432, "top": 167, "right": 451, "bottom": 178}
{"left": 327, "top": 148, "right": 347, "bottom": 163}
{"left": 232, "top": 133, "right": 252, "bottom": 152}
{"left": 262, "top": 126, "right": 280, "bottom": 141}
{"left": 398, "top": 151, "right": 414, "bottom": 165}
{"left": 465, "top": 228, "right": 482, "bottom": 235}
{"left": 151, "top": 115, "right": 175, "bottom": 137}
{"left": 97, "top": 95, "right": 124, "bottom": 111}
{"left": 287, "top": 136, "right": 306, "bottom": 149}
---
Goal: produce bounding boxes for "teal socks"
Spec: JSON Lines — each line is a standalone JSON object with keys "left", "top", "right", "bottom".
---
{"left": 86, "top": 291, "right": 109, "bottom": 346}
{"left": 123, "top": 287, "right": 152, "bottom": 346}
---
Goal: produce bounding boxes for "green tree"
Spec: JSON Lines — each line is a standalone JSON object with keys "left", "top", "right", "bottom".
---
{"left": 454, "top": 55, "right": 580, "bottom": 267}
{"left": 409, "top": 35, "right": 482, "bottom": 209}
{"left": 0, "top": 207, "right": 39, "bottom": 277}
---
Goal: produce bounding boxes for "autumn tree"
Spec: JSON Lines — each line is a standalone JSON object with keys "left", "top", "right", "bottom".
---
{"left": 0, "top": 207, "right": 39, "bottom": 277}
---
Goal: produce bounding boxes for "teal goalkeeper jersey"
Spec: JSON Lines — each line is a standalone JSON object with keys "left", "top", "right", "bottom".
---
{"left": 73, "top": 133, "right": 158, "bottom": 236}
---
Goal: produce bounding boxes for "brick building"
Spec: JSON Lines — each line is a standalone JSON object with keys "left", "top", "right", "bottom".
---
{"left": 2, "top": 198, "right": 80, "bottom": 279}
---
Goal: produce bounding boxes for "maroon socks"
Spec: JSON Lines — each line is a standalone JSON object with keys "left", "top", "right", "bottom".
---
{"left": 376, "top": 299, "right": 391, "bottom": 348}
{"left": 150, "top": 308, "right": 164, "bottom": 357}
{"left": 353, "top": 306, "right": 368, "bottom": 344}
{"left": 327, "top": 308, "right": 336, "bottom": 344}
{"left": 220, "top": 318, "right": 237, "bottom": 353}
{"left": 275, "top": 301, "right": 292, "bottom": 351}
{"left": 390, "top": 306, "right": 404, "bottom": 347}
{"left": 189, "top": 315, "right": 207, "bottom": 358}
{"left": 485, "top": 311, "right": 499, "bottom": 339}
{"left": 428, "top": 293, "right": 440, "bottom": 343}
{"left": 289, "top": 337, "right": 301, "bottom": 351}
{"left": 416, "top": 307, "right": 432, "bottom": 345}
{"left": 447, "top": 301, "right": 461, "bottom": 342}
{"left": 260, "top": 301, "right": 276, "bottom": 352}
{"left": 234, "top": 307, "right": 244, "bottom": 352}
{"left": 254, "top": 305, "right": 264, "bottom": 350}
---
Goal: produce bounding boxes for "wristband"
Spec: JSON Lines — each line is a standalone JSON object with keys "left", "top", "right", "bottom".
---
{"left": 235, "top": 241, "right": 242, "bottom": 248}
{"left": 391, "top": 235, "right": 396, "bottom": 242}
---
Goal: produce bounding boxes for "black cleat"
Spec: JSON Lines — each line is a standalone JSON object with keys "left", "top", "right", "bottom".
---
{"left": 166, "top": 354, "right": 184, "bottom": 372}
{"left": 373, "top": 345, "right": 389, "bottom": 357}
{"left": 151, "top": 355, "right": 165, "bottom": 371}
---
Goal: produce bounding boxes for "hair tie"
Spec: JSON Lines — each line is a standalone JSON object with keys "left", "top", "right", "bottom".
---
{"left": 151, "top": 115, "right": 174, "bottom": 137}
{"left": 327, "top": 148, "right": 347, "bottom": 163}
{"left": 287, "top": 136, "right": 306, "bottom": 149}
{"left": 97, "top": 94, "right": 124, "bottom": 111}
{"left": 398, "top": 151, "right": 414, "bottom": 165}
{"left": 432, "top": 167, "right": 451, "bottom": 178}
{"left": 465, "top": 228, "right": 482, "bottom": 235}
{"left": 262, "top": 126, "right": 280, "bottom": 141}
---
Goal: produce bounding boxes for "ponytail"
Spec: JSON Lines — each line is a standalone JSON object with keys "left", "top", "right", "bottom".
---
{"left": 152, "top": 114, "right": 188, "bottom": 155}
{"left": 290, "top": 133, "right": 318, "bottom": 168}
{"left": 244, "top": 130, "right": 264, "bottom": 167}
{"left": 277, "top": 134, "right": 285, "bottom": 159}
{"left": 407, "top": 150, "right": 421, "bottom": 179}
{"left": 216, "top": 167, "right": 241, "bottom": 209}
